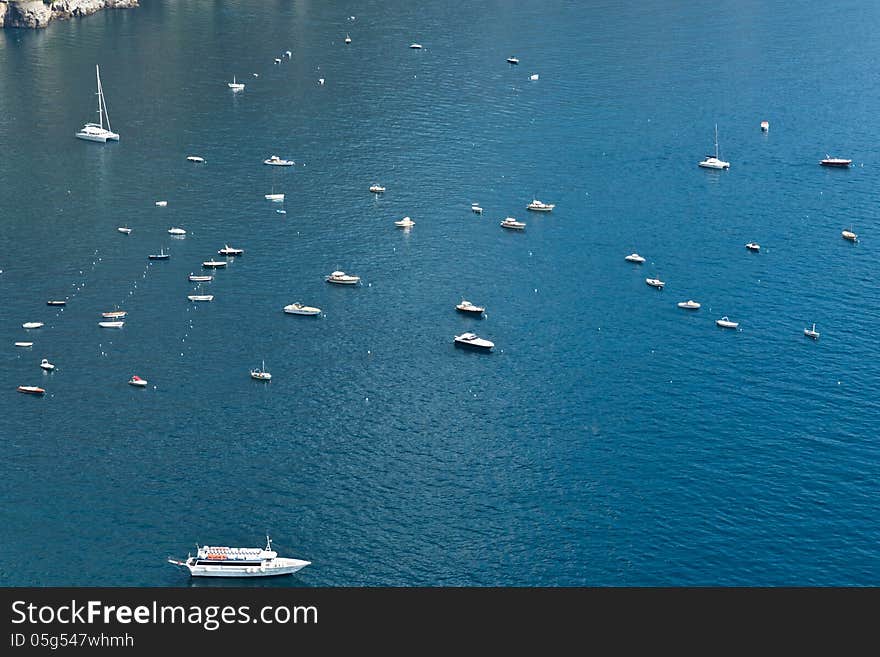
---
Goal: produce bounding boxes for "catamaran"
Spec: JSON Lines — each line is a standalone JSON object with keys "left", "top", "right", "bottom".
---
{"left": 75, "top": 65, "right": 119, "bottom": 143}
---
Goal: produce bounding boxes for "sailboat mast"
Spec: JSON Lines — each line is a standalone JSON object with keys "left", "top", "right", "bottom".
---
{"left": 96, "top": 64, "right": 112, "bottom": 133}
{"left": 714, "top": 124, "right": 719, "bottom": 158}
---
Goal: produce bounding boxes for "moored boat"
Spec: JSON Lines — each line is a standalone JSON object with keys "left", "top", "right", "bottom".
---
{"left": 677, "top": 300, "right": 701, "bottom": 310}
{"left": 625, "top": 253, "right": 646, "bottom": 263}
{"left": 369, "top": 184, "right": 386, "bottom": 193}
{"left": 22, "top": 322, "right": 44, "bottom": 329}
{"left": 101, "top": 310, "right": 127, "bottom": 319}
{"left": 745, "top": 242, "right": 760, "bottom": 251}
{"left": 804, "top": 323, "right": 820, "bottom": 340}
{"left": 250, "top": 360, "right": 271, "bottom": 381}
{"left": 500, "top": 217, "right": 526, "bottom": 230}
{"left": 394, "top": 216, "right": 415, "bottom": 228}
{"left": 283, "top": 302, "right": 321, "bottom": 316}
{"left": 148, "top": 248, "right": 170, "bottom": 260}
{"left": 716, "top": 316, "right": 739, "bottom": 329}
{"left": 39, "top": 358, "right": 55, "bottom": 371}
{"left": 17, "top": 385, "right": 45, "bottom": 395}
{"left": 188, "top": 295, "right": 214, "bottom": 302}
{"left": 128, "top": 375, "right": 148, "bottom": 387}
{"left": 526, "top": 199, "right": 555, "bottom": 212}
{"left": 454, "top": 332, "right": 494, "bottom": 350}
{"left": 168, "top": 227, "right": 187, "bottom": 236}
{"left": 645, "top": 278, "right": 664, "bottom": 289}
{"left": 202, "top": 260, "right": 227, "bottom": 269}
{"left": 186, "top": 155, "right": 206, "bottom": 163}
{"left": 263, "top": 155, "right": 294, "bottom": 166}
{"left": 188, "top": 274, "right": 213, "bottom": 282}
{"left": 98, "top": 321, "right": 124, "bottom": 328}
{"left": 456, "top": 299, "right": 485, "bottom": 315}
{"left": 218, "top": 245, "right": 244, "bottom": 256}
{"left": 326, "top": 270, "right": 360, "bottom": 285}
{"left": 46, "top": 300, "right": 67, "bottom": 306}
{"left": 842, "top": 228, "right": 857, "bottom": 241}
{"left": 820, "top": 156, "right": 852, "bottom": 167}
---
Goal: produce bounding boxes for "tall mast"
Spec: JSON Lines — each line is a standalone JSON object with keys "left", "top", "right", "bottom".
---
{"left": 714, "top": 124, "right": 719, "bottom": 158}
{"left": 96, "top": 64, "right": 112, "bottom": 132}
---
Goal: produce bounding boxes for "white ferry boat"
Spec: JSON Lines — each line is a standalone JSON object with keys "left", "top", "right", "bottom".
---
{"left": 168, "top": 536, "right": 309, "bottom": 578}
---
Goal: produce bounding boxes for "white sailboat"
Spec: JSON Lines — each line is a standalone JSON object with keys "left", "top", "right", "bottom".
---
{"left": 698, "top": 124, "right": 729, "bottom": 169}
{"left": 76, "top": 65, "right": 119, "bottom": 142}
{"left": 228, "top": 75, "right": 245, "bottom": 92}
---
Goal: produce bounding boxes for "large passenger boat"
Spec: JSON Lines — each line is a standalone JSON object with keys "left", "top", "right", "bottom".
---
{"left": 168, "top": 536, "right": 310, "bottom": 578}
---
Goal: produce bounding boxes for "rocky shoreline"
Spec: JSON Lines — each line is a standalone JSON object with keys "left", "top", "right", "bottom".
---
{"left": 0, "top": 0, "right": 138, "bottom": 28}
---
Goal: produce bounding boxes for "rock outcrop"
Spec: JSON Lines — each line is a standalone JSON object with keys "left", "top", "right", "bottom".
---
{"left": 0, "top": 0, "right": 138, "bottom": 28}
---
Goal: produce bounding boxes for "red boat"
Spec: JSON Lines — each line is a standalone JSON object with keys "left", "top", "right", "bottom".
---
{"left": 17, "top": 385, "right": 45, "bottom": 395}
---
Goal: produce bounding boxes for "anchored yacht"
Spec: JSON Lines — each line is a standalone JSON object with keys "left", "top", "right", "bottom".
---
{"left": 168, "top": 536, "right": 310, "bottom": 578}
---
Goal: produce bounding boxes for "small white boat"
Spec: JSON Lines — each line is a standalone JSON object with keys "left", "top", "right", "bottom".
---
{"left": 716, "top": 316, "right": 739, "bottom": 329}
{"left": 529, "top": 73, "right": 539, "bottom": 81}
{"left": 46, "top": 300, "right": 66, "bottom": 306}
{"left": 500, "top": 217, "right": 526, "bottom": 230}
{"left": 369, "top": 184, "right": 386, "bottom": 193}
{"left": 760, "top": 121, "right": 769, "bottom": 132}
{"left": 148, "top": 248, "right": 170, "bottom": 260}
{"left": 625, "top": 253, "right": 646, "bottom": 263}
{"left": 22, "top": 322, "right": 44, "bottom": 329}
{"left": 842, "top": 228, "right": 858, "bottom": 241}
{"left": 471, "top": 203, "right": 483, "bottom": 214}
{"left": 410, "top": 43, "right": 423, "bottom": 49}
{"left": 117, "top": 226, "right": 132, "bottom": 234}
{"left": 155, "top": 201, "right": 168, "bottom": 207}
{"left": 168, "top": 227, "right": 187, "bottom": 235}
{"left": 188, "top": 274, "right": 213, "bottom": 282}
{"left": 345, "top": 34, "right": 352, "bottom": 44}
{"left": 326, "top": 270, "right": 360, "bottom": 285}
{"left": 804, "top": 323, "right": 820, "bottom": 340}
{"left": 101, "top": 310, "right": 127, "bottom": 319}
{"left": 40, "top": 358, "right": 55, "bottom": 371}
{"left": 645, "top": 278, "right": 664, "bottom": 289}
{"left": 318, "top": 78, "right": 325, "bottom": 85}
{"left": 17, "top": 385, "right": 45, "bottom": 395}
{"left": 507, "top": 56, "right": 519, "bottom": 64}
{"left": 395, "top": 216, "right": 415, "bottom": 228}
{"left": 202, "top": 260, "right": 227, "bottom": 269}
{"left": 228, "top": 75, "right": 245, "bottom": 91}
{"left": 677, "top": 300, "right": 701, "bottom": 310}
{"left": 265, "top": 193, "right": 285, "bottom": 202}
{"left": 454, "top": 332, "right": 494, "bottom": 350}
{"left": 263, "top": 155, "right": 294, "bottom": 166}
{"left": 251, "top": 360, "right": 272, "bottom": 381}
{"left": 15, "top": 342, "right": 33, "bottom": 348}
{"left": 186, "top": 155, "right": 206, "bottom": 163}
{"left": 218, "top": 244, "right": 244, "bottom": 256}
{"left": 745, "top": 242, "right": 760, "bottom": 251}
{"left": 98, "top": 321, "right": 124, "bottom": 328}
{"left": 820, "top": 156, "right": 852, "bottom": 168}
{"left": 285, "top": 50, "right": 292, "bottom": 58}
{"left": 168, "top": 536, "right": 309, "bottom": 578}
{"left": 283, "top": 302, "right": 321, "bottom": 316}
{"left": 456, "top": 299, "right": 485, "bottom": 315}
{"left": 698, "top": 124, "right": 730, "bottom": 169}
{"left": 128, "top": 375, "right": 148, "bottom": 387}
{"left": 274, "top": 57, "right": 282, "bottom": 64}
{"left": 188, "top": 295, "right": 214, "bottom": 302}
{"left": 526, "top": 199, "right": 555, "bottom": 212}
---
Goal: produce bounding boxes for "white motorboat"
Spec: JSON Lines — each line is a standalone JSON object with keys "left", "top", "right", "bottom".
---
{"left": 148, "top": 248, "right": 170, "bottom": 260}
{"left": 471, "top": 203, "right": 483, "bottom": 214}
{"left": 645, "top": 278, "right": 664, "bottom": 289}
{"left": 128, "top": 375, "right": 148, "bottom": 387}
{"left": 745, "top": 242, "right": 760, "bottom": 251}
{"left": 168, "top": 536, "right": 309, "bottom": 578}
{"left": 101, "top": 310, "right": 127, "bottom": 319}
{"left": 22, "top": 322, "right": 44, "bottom": 329}
{"left": 46, "top": 300, "right": 66, "bottom": 306}
{"left": 186, "top": 155, "right": 206, "bottom": 163}
{"left": 345, "top": 34, "right": 352, "bottom": 44}
{"left": 250, "top": 360, "right": 272, "bottom": 381}
{"left": 75, "top": 65, "right": 119, "bottom": 142}
{"left": 454, "top": 332, "right": 494, "bottom": 350}
{"left": 500, "top": 217, "right": 526, "bottom": 230}
{"left": 264, "top": 155, "right": 294, "bottom": 166}
{"left": 98, "top": 321, "right": 124, "bottom": 328}
{"left": 625, "top": 253, "right": 646, "bottom": 263}
{"left": 117, "top": 226, "right": 132, "bottom": 234}
{"left": 507, "top": 56, "right": 519, "bottom": 64}
{"left": 15, "top": 342, "right": 34, "bottom": 348}
{"left": 698, "top": 124, "right": 730, "bottom": 169}
{"left": 395, "top": 216, "right": 415, "bottom": 228}
{"left": 677, "top": 300, "right": 701, "bottom": 309}
{"left": 202, "top": 260, "right": 227, "bottom": 269}
{"left": 168, "top": 227, "right": 187, "bottom": 235}
{"left": 228, "top": 75, "right": 245, "bottom": 91}
{"left": 188, "top": 295, "right": 214, "bottom": 302}
{"left": 274, "top": 57, "right": 282, "bottom": 64}
{"left": 369, "top": 184, "right": 386, "bottom": 193}
{"left": 318, "top": 78, "right": 325, "bottom": 85}
{"left": 283, "top": 302, "right": 321, "bottom": 316}
{"left": 285, "top": 50, "right": 292, "bottom": 58}
{"left": 40, "top": 358, "right": 55, "bottom": 371}
{"left": 326, "top": 270, "right": 360, "bottom": 285}
{"left": 842, "top": 228, "right": 858, "bottom": 241}
{"left": 410, "top": 43, "right": 423, "bottom": 49}
{"left": 188, "top": 274, "right": 213, "bottom": 282}
{"left": 218, "top": 244, "right": 244, "bottom": 256}
{"left": 155, "top": 201, "right": 168, "bottom": 207}
{"left": 820, "top": 156, "right": 852, "bottom": 168}
{"left": 456, "top": 299, "right": 485, "bottom": 315}
{"left": 716, "top": 316, "right": 739, "bottom": 329}
{"left": 17, "top": 385, "right": 45, "bottom": 395}
{"left": 530, "top": 73, "right": 539, "bottom": 81}
{"left": 760, "top": 121, "right": 769, "bottom": 132}
{"left": 804, "top": 323, "right": 820, "bottom": 340}
{"left": 526, "top": 199, "right": 555, "bottom": 212}
{"left": 265, "top": 193, "right": 285, "bottom": 202}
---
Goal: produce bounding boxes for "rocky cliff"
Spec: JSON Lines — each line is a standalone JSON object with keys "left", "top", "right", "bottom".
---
{"left": 0, "top": 0, "right": 138, "bottom": 28}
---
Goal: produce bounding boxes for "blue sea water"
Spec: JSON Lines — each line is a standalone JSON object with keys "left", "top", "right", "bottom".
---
{"left": 1, "top": 0, "right": 879, "bottom": 586}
